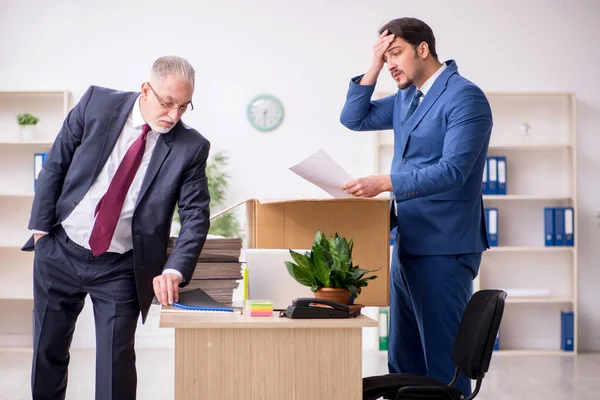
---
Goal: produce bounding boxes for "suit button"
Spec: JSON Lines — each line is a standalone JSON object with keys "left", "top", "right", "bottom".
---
{"left": 402, "top": 158, "right": 407, "bottom": 164}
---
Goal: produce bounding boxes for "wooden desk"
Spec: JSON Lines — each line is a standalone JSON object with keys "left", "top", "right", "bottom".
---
{"left": 160, "top": 308, "right": 378, "bottom": 400}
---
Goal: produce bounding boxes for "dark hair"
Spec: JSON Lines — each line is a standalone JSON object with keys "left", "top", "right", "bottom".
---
{"left": 379, "top": 17, "right": 438, "bottom": 59}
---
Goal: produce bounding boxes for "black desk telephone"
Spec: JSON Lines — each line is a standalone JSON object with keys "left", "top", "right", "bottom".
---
{"left": 281, "top": 298, "right": 360, "bottom": 319}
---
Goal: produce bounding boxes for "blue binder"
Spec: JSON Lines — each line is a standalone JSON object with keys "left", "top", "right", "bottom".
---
{"left": 481, "top": 156, "right": 489, "bottom": 194}
{"left": 487, "top": 157, "right": 498, "bottom": 194}
{"left": 33, "top": 153, "right": 48, "bottom": 191}
{"left": 172, "top": 288, "right": 235, "bottom": 312}
{"left": 484, "top": 208, "right": 489, "bottom": 242}
{"left": 493, "top": 332, "right": 500, "bottom": 350}
{"left": 561, "top": 311, "right": 574, "bottom": 351}
{"left": 564, "top": 207, "right": 574, "bottom": 246}
{"left": 496, "top": 156, "right": 506, "bottom": 195}
{"left": 485, "top": 207, "right": 498, "bottom": 246}
{"left": 554, "top": 208, "right": 565, "bottom": 246}
{"left": 544, "top": 208, "right": 555, "bottom": 246}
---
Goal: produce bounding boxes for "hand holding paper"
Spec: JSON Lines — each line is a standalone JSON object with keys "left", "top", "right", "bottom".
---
{"left": 342, "top": 175, "right": 392, "bottom": 198}
{"left": 289, "top": 148, "right": 393, "bottom": 198}
{"left": 289, "top": 148, "right": 354, "bottom": 198}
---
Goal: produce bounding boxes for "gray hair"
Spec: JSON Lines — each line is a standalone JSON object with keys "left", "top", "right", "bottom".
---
{"left": 150, "top": 56, "right": 195, "bottom": 86}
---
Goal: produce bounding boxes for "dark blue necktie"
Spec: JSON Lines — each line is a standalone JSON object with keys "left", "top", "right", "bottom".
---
{"left": 402, "top": 89, "right": 423, "bottom": 124}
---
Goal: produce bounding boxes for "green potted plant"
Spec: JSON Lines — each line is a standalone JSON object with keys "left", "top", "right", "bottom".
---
{"left": 16, "top": 113, "right": 40, "bottom": 141}
{"left": 285, "top": 230, "right": 379, "bottom": 305}
{"left": 170, "top": 150, "right": 242, "bottom": 238}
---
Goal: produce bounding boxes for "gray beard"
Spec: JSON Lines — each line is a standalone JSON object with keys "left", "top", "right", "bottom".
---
{"left": 149, "top": 121, "right": 175, "bottom": 134}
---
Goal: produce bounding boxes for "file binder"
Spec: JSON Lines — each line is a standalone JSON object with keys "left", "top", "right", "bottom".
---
{"left": 487, "top": 157, "right": 498, "bottom": 194}
{"left": 496, "top": 156, "right": 506, "bottom": 195}
{"left": 485, "top": 208, "right": 498, "bottom": 246}
{"left": 482, "top": 157, "right": 488, "bottom": 194}
{"left": 172, "top": 288, "right": 235, "bottom": 312}
{"left": 554, "top": 208, "right": 565, "bottom": 246}
{"left": 33, "top": 152, "right": 48, "bottom": 191}
{"left": 379, "top": 308, "right": 389, "bottom": 351}
{"left": 484, "top": 208, "right": 488, "bottom": 242}
{"left": 561, "top": 311, "right": 574, "bottom": 351}
{"left": 493, "top": 332, "right": 500, "bottom": 351}
{"left": 564, "top": 207, "right": 574, "bottom": 246}
{"left": 544, "top": 208, "right": 555, "bottom": 246}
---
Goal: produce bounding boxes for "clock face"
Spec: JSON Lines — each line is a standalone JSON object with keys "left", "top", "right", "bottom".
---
{"left": 247, "top": 94, "right": 284, "bottom": 132}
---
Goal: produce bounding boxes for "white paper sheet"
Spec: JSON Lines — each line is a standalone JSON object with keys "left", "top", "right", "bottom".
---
{"left": 289, "top": 148, "right": 354, "bottom": 198}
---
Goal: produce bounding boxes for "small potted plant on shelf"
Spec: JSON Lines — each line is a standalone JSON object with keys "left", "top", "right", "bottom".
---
{"left": 16, "top": 113, "right": 40, "bottom": 141}
{"left": 285, "top": 230, "right": 379, "bottom": 306}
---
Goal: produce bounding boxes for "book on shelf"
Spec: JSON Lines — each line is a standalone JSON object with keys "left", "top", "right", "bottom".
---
{"left": 544, "top": 207, "right": 574, "bottom": 246}
{"left": 34, "top": 152, "right": 48, "bottom": 191}
{"left": 482, "top": 155, "right": 507, "bottom": 195}
{"left": 484, "top": 207, "right": 498, "bottom": 246}
{"left": 561, "top": 311, "right": 574, "bottom": 351}
{"left": 379, "top": 308, "right": 389, "bottom": 351}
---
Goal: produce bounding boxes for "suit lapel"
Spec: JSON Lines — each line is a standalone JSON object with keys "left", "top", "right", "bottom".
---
{"left": 91, "top": 92, "right": 139, "bottom": 184}
{"left": 398, "top": 63, "right": 456, "bottom": 157}
{"left": 135, "top": 127, "right": 175, "bottom": 208}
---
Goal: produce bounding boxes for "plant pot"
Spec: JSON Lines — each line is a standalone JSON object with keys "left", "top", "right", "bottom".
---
{"left": 19, "top": 124, "right": 36, "bottom": 141}
{"left": 314, "top": 288, "right": 352, "bottom": 305}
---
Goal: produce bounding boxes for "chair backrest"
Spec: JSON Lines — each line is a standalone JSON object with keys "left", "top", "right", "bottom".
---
{"left": 452, "top": 289, "right": 507, "bottom": 380}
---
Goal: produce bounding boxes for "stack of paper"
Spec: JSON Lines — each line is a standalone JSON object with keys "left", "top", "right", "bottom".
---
{"left": 180, "top": 279, "right": 241, "bottom": 306}
{"left": 197, "top": 235, "right": 243, "bottom": 262}
{"left": 167, "top": 235, "right": 243, "bottom": 306}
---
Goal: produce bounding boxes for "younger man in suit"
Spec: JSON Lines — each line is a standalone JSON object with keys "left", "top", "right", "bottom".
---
{"left": 339, "top": 18, "right": 492, "bottom": 396}
{"left": 24, "top": 55, "right": 211, "bottom": 400}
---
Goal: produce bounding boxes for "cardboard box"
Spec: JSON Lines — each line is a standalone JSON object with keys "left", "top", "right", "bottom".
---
{"left": 213, "top": 198, "right": 391, "bottom": 306}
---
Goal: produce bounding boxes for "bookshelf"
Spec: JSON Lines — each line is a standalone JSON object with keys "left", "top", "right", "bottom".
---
{"left": 0, "top": 90, "right": 71, "bottom": 349}
{"left": 371, "top": 91, "right": 578, "bottom": 355}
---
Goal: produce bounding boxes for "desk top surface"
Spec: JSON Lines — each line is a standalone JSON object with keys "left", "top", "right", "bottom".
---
{"left": 159, "top": 307, "right": 378, "bottom": 329}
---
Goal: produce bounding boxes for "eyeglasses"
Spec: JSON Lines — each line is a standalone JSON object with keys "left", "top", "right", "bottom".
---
{"left": 147, "top": 82, "right": 194, "bottom": 115}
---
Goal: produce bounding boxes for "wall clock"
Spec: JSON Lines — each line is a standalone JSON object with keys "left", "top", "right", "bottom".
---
{"left": 247, "top": 94, "right": 284, "bottom": 132}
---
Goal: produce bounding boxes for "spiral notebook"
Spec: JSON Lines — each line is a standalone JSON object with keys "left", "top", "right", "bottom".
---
{"left": 171, "top": 288, "right": 236, "bottom": 312}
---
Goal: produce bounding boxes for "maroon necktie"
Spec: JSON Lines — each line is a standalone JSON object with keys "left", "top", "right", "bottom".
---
{"left": 88, "top": 124, "right": 150, "bottom": 256}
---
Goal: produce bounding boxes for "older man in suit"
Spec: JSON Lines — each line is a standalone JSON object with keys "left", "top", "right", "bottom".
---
{"left": 22, "top": 55, "right": 211, "bottom": 400}
{"left": 340, "top": 18, "right": 492, "bottom": 397}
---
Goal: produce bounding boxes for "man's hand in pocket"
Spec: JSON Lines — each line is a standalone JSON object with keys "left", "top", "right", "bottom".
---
{"left": 33, "top": 233, "right": 47, "bottom": 244}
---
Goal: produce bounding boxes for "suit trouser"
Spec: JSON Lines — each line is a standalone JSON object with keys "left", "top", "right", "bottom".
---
{"left": 31, "top": 225, "right": 140, "bottom": 400}
{"left": 388, "top": 232, "right": 481, "bottom": 397}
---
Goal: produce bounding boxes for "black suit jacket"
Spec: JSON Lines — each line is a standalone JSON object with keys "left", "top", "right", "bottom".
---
{"left": 22, "top": 85, "right": 211, "bottom": 322}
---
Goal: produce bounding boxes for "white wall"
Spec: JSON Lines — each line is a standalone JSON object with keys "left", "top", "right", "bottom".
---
{"left": 2, "top": 0, "right": 600, "bottom": 350}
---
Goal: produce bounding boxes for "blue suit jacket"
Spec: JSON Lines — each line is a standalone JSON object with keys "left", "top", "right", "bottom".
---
{"left": 22, "top": 85, "right": 211, "bottom": 321}
{"left": 340, "top": 60, "right": 491, "bottom": 255}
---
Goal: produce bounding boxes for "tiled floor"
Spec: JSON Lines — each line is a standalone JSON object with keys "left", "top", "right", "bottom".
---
{"left": 1, "top": 348, "right": 599, "bottom": 399}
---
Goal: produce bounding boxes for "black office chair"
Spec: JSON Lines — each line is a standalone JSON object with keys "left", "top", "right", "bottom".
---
{"left": 363, "top": 289, "right": 507, "bottom": 400}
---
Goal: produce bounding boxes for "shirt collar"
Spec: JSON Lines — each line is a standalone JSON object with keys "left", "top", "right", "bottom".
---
{"left": 417, "top": 62, "right": 447, "bottom": 97}
{"left": 131, "top": 94, "right": 145, "bottom": 129}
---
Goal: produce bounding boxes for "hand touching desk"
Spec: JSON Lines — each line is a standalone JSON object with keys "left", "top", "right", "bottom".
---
{"left": 160, "top": 308, "right": 378, "bottom": 400}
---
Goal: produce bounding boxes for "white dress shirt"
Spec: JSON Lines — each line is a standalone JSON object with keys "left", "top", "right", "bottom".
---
{"left": 37, "top": 95, "right": 182, "bottom": 280}
{"left": 417, "top": 62, "right": 447, "bottom": 102}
